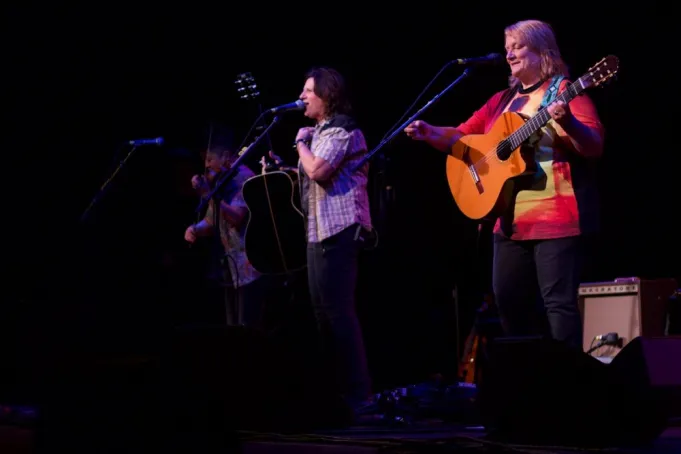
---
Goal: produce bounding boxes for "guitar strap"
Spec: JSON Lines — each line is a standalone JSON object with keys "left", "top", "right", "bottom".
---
{"left": 539, "top": 75, "right": 565, "bottom": 109}
{"left": 494, "top": 75, "right": 565, "bottom": 116}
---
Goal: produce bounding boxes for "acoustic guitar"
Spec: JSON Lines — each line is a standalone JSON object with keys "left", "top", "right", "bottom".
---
{"left": 446, "top": 55, "right": 619, "bottom": 220}
{"left": 457, "top": 292, "right": 497, "bottom": 385}
{"left": 234, "top": 72, "right": 307, "bottom": 275}
{"left": 243, "top": 169, "right": 307, "bottom": 275}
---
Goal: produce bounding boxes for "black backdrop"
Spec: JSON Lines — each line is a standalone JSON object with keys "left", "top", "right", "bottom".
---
{"left": 3, "top": 3, "right": 675, "bottom": 390}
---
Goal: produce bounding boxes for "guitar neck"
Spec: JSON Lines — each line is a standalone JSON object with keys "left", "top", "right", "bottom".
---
{"left": 507, "top": 79, "right": 586, "bottom": 149}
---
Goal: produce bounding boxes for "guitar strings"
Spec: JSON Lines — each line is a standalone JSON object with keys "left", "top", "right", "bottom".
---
{"left": 471, "top": 80, "right": 585, "bottom": 168}
{"left": 262, "top": 174, "right": 289, "bottom": 273}
{"left": 471, "top": 96, "right": 563, "bottom": 169}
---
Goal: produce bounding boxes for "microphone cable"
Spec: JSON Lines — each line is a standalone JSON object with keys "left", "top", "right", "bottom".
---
{"left": 379, "top": 59, "right": 457, "bottom": 142}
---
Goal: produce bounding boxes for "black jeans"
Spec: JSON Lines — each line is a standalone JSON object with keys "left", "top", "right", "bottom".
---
{"left": 307, "top": 224, "right": 372, "bottom": 403}
{"left": 224, "top": 275, "right": 272, "bottom": 330}
{"left": 492, "top": 234, "right": 584, "bottom": 350}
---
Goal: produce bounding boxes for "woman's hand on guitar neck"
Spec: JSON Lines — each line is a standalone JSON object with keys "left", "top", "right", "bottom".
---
{"left": 546, "top": 100, "right": 572, "bottom": 126}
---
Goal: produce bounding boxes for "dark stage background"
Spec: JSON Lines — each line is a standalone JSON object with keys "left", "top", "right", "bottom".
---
{"left": 3, "top": 3, "right": 675, "bottom": 392}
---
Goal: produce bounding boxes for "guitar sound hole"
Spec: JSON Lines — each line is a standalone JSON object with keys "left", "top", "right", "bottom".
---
{"left": 496, "top": 140, "right": 512, "bottom": 161}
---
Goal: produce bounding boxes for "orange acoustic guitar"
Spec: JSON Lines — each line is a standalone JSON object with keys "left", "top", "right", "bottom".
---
{"left": 445, "top": 55, "right": 619, "bottom": 220}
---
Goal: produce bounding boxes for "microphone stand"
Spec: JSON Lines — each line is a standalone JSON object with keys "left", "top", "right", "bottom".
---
{"left": 80, "top": 144, "right": 141, "bottom": 223}
{"left": 353, "top": 68, "right": 471, "bottom": 171}
{"left": 196, "top": 115, "right": 280, "bottom": 214}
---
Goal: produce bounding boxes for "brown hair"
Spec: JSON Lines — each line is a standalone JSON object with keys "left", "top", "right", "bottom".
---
{"left": 304, "top": 67, "right": 352, "bottom": 118}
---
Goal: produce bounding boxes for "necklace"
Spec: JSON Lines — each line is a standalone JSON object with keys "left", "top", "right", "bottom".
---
{"left": 518, "top": 79, "right": 545, "bottom": 95}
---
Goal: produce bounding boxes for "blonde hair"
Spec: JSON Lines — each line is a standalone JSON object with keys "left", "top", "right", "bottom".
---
{"left": 505, "top": 20, "right": 569, "bottom": 88}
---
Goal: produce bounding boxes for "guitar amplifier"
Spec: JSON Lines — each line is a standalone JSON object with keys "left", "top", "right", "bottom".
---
{"left": 579, "top": 277, "right": 678, "bottom": 361}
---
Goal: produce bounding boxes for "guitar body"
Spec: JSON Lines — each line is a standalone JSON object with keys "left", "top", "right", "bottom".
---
{"left": 243, "top": 170, "right": 307, "bottom": 275}
{"left": 446, "top": 111, "right": 534, "bottom": 220}
{"left": 458, "top": 294, "right": 495, "bottom": 385}
{"left": 459, "top": 329, "right": 480, "bottom": 384}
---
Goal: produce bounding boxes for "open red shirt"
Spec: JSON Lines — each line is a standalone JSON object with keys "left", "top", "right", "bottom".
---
{"left": 456, "top": 79, "right": 604, "bottom": 240}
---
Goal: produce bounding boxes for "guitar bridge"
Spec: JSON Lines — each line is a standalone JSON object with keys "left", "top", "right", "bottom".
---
{"left": 468, "top": 165, "right": 484, "bottom": 194}
{"left": 463, "top": 146, "right": 484, "bottom": 194}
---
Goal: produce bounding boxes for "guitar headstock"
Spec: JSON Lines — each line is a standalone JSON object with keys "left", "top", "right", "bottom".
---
{"left": 235, "top": 72, "right": 260, "bottom": 101}
{"left": 579, "top": 55, "right": 619, "bottom": 90}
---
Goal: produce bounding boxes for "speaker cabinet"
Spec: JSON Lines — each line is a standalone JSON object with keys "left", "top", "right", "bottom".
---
{"left": 608, "top": 336, "right": 681, "bottom": 443}
{"left": 478, "top": 335, "right": 681, "bottom": 447}
{"left": 477, "top": 336, "right": 612, "bottom": 446}
{"left": 579, "top": 277, "right": 677, "bottom": 360}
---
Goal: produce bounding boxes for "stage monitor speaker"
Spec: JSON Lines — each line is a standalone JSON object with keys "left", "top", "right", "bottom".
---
{"left": 477, "top": 335, "right": 681, "bottom": 447}
{"left": 607, "top": 336, "right": 681, "bottom": 443}
{"left": 477, "top": 336, "right": 612, "bottom": 447}
{"left": 579, "top": 277, "right": 677, "bottom": 361}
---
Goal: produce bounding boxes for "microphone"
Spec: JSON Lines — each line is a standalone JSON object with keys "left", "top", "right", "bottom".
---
{"left": 268, "top": 100, "right": 305, "bottom": 114}
{"left": 452, "top": 53, "right": 505, "bottom": 66}
{"left": 129, "top": 137, "right": 164, "bottom": 146}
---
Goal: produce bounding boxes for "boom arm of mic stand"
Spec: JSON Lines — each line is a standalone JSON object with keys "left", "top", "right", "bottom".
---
{"left": 79, "top": 144, "right": 141, "bottom": 224}
{"left": 353, "top": 68, "right": 471, "bottom": 171}
{"left": 196, "top": 115, "right": 280, "bottom": 213}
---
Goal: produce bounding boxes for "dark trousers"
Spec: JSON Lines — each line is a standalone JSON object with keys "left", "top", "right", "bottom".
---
{"left": 492, "top": 234, "right": 584, "bottom": 350}
{"left": 307, "top": 224, "right": 372, "bottom": 403}
{"left": 224, "top": 275, "right": 272, "bottom": 330}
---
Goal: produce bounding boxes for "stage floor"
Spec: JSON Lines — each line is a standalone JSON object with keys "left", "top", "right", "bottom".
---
{"left": 1, "top": 420, "right": 679, "bottom": 453}
{"left": 238, "top": 422, "right": 681, "bottom": 454}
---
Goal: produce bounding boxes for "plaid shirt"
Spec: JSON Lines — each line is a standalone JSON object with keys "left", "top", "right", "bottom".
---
{"left": 299, "top": 115, "right": 372, "bottom": 243}
{"left": 205, "top": 165, "right": 260, "bottom": 288}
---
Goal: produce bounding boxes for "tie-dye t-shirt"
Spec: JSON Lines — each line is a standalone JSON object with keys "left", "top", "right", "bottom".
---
{"left": 455, "top": 78, "right": 604, "bottom": 240}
